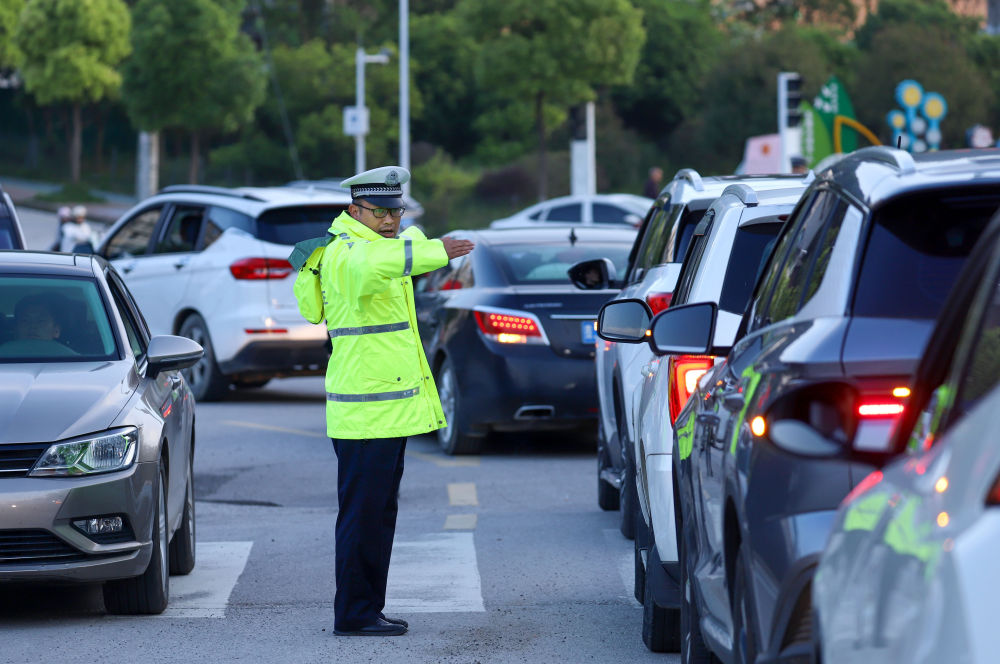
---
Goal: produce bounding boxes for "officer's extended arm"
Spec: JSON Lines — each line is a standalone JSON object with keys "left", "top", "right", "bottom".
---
{"left": 332, "top": 230, "right": 449, "bottom": 302}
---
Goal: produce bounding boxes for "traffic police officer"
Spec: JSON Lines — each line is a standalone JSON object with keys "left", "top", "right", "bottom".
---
{"left": 292, "top": 166, "right": 474, "bottom": 636}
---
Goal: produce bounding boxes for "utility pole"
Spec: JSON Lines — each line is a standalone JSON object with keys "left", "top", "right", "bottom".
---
{"left": 136, "top": 131, "right": 159, "bottom": 199}
{"left": 346, "top": 47, "right": 390, "bottom": 174}
{"left": 400, "top": 0, "right": 410, "bottom": 194}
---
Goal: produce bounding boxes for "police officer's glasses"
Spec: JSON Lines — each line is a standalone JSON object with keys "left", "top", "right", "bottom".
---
{"left": 355, "top": 203, "right": 405, "bottom": 219}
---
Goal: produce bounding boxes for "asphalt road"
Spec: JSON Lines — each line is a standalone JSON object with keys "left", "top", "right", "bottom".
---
{"left": 0, "top": 375, "right": 676, "bottom": 664}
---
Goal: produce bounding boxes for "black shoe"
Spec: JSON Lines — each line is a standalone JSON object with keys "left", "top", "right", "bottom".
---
{"left": 333, "top": 618, "right": 406, "bottom": 636}
{"left": 380, "top": 613, "right": 408, "bottom": 628}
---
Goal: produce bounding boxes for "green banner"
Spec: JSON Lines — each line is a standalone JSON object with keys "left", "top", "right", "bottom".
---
{"left": 813, "top": 75, "right": 857, "bottom": 153}
{"left": 800, "top": 101, "right": 832, "bottom": 168}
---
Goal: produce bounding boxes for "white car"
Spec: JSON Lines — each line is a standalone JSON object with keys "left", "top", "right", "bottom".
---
{"left": 813, "top": 210, "right": 1000, "bottom": 664}
{"left": 489, "top": 193, "right": 652, "bottom": 229}
{"left": 96, "top": 184, "right": 351, "bottom": 400}
{"left": 0, "top": 184, "right": 25, "bottom": 250}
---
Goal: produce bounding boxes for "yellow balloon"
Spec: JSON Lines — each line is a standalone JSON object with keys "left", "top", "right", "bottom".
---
{"left": 903, "top": 85, "right": 922, "bottom": 107}
{"left": 925, "top": 98, "right": 944, "bottom": 119}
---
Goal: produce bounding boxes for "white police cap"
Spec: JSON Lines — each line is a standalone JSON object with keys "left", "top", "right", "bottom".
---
{"left": 341, "top": 166, "right": 410, "bottom": 207}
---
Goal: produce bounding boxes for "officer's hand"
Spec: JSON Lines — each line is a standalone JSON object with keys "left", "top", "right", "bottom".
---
{"left": 441, "top": 236, "right": 475, "bottom": 259}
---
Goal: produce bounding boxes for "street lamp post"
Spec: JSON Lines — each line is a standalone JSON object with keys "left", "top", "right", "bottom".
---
{"left": 350, "top": 47, "right": 390, "bottom": 174}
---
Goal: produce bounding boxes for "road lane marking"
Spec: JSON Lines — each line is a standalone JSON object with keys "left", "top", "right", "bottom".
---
{"left": 223, "top": 420, "right": 325, "bottom": 438}
{"left": 158, "top": 541, "right": 253, "bottom": 618}
{"left": 443, "top": 514, "right": 478, "bottom": 530}
{"left": 385, "top": 532, "right": 484, "bottom": 613}
{"left": 448, "top": 482, "right": 478, "bottom": 506}
{"left": 406, "top": 449, "right": 480, "bottom": 467}
{"left": 603, "top": 529, "right": 637, "bottom": 603}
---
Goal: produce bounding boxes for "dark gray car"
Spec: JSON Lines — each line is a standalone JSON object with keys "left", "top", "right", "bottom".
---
{"left": 0, "top": 251, "right": 202, "bottom": 614}
{"left": 631, "top": 147, "right": 1000, "bottom": 664}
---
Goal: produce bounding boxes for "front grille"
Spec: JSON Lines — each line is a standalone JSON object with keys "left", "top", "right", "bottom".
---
{"left": 0, "top": 529, "right": 110, "bottom": 566}
{"left": 0, "top": 442, "right": 50, "bottom": 477}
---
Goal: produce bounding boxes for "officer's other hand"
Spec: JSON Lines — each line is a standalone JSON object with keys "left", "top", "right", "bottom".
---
{"left": 441, "top": 236, "right": 474, "bottom": 259}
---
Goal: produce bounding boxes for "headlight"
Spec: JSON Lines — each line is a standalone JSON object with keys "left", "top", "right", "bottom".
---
{"left": 30, "top": 427, "right": 138, "bottom": 477}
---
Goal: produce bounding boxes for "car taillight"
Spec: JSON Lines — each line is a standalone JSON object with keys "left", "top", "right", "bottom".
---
{"left": 229, "top": 257, "right": 294, "bottom": 280}
{"left": 440, "top": 279, "right": 463, "bottom": 290}
{"left": 987, "top": 472, "right": 1000, "bottom": 506}
{"left": 842, "top": 469, "right": 883, "bottom": 506}
{"left": 667, "top": 355, "right": 714, "bottom": 424}
{"left": 473, "top": 310, "right": 547, "bottom": 345}
{"left": 645, "top": 291, "right": 673, "bottom": 315}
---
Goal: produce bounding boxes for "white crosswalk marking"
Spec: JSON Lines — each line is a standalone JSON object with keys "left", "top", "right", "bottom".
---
{"left": 385, "top": 532, "right": 485, "bottom": 613}
{"left": 158, "top": 541, "right": 253, "bottom": 618}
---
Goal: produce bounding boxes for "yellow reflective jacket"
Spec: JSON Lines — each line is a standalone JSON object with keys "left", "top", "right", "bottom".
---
{"left": 293, "top": 212, "right": 449, "bottom": 439}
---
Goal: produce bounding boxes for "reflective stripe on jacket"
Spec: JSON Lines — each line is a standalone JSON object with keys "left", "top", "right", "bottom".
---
{"left": 293, "top": 211, "right": 449, "bottom": 439}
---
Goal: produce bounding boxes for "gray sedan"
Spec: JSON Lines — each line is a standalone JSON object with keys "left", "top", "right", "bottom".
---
{"left": 0, "top": 251, "right": 202, "bottom": 614}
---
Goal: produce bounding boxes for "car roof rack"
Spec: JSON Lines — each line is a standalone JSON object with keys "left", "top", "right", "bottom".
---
{"left": 673, "top": 168, "right": 704, "bottom": 192}
{"left": 285, "top": 179, "right": 350, "bottom": 193}
{"left": 850, "top": 147, "right": 916, "bottom": 175}
{"left": 721, "top": 183, "right": 759, "bottom": 206}
{"left": 158, "top": 185, "right": 266, "bottom": 202}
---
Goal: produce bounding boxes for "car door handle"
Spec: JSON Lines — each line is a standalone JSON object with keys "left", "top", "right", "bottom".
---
{"left": 173, "top": 258, "right": 190, "bottom": 270}
{"left": 722, "top": 390, "right": 745, "bottom": 413}
{"left": 120, "top": 261, "right": 136, "bottom": 274}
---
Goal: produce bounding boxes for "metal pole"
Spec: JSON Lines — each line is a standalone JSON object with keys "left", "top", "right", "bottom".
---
{"left": 400, "top": 0, "right": 410, "bottom": 193}
{"left": 777, "top": 72, "right": 789, "bottom": 174}
{"left": 356, "top": 47, "right": 366, "bottom": 173}
{"left": 586, "top": 101, "right": 596, "bottom": 195}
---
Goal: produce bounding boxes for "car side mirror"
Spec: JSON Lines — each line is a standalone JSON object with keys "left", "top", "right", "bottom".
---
{"left": 72, "top": 241, "right": 95, "bottom": 254}
{"left": 764, "top": 381, "right": 858, "bottom": 458}
{"left": 146, "top": 335, "right": 204, "bottom": 377}
{"left": 648, "top": 302, "right": 718, "bottom": 356}
{"left": 568, "top": 258, "right": 617, "bottom": 291}
{"left": 597, "top": 299, "right": 651, "bottom": 343}
{"left": 624, "top": 213, "right": 642, "bottom": 228}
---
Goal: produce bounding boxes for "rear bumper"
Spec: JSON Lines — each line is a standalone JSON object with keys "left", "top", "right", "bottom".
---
{"left": 0, "top": 461, "right": 158, "bottom": 583}
{"left": 208, "top": 307, "right": 329, "bottom": 377}
{"left": 217, "top": 338, "right": 329, "bottom": 378}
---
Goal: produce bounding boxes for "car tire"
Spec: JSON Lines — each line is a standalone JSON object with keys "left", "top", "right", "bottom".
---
{"left": 680, "top": 532, "right": 718, "bottom": 664}
{"left": 633, "top": 538, "right": 645, "bottom": 604}
{"left": 233, "top": 378, "right": 270, "bottom": 389}
{"left": 732, "top": 545, "right": 759, "bottom": 664}
{"left": 179, "top": 313, "right": 229, "bottom": 402}
{"left": 597, "top": 449, "right": 619, "bottom": 511}
{"left": 168, "top": 455, "right": 196, "bottom": 575}
{"left": 436, "top": 358, "right": 482, "bottom": 455}
{"left": 620, "top": 457, "right": 637, "bottom": 540}
{"left": 104, "top": 461, "right": 169, "bottom": 615}
{"left": 642, "top": 554, "right": 681, "bottom": 653}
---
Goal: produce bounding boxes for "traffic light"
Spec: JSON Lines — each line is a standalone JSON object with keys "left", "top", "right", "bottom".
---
{"left": 778, "top": 72, "right": 803, "bottom": 128}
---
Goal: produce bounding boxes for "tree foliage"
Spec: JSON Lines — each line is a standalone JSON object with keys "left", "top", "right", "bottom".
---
{"left": 0, "top": 0, "right": 24, "bottom": 68}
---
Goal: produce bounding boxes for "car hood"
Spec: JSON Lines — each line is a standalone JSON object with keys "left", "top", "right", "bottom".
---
{"left": 0, "top": 361, "right": 136, "bottom": 444}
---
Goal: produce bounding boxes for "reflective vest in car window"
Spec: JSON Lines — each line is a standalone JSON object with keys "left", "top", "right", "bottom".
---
{"left": 292, "top": 211, "right": 450, "bottom": 439}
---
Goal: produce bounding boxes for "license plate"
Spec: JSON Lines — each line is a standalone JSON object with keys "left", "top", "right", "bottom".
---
{"left": 581, "top": 320, "right": 597, "bottom": 344}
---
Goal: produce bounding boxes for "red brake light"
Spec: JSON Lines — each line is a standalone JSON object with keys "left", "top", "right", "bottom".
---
{"left": 473, "top": 310, "right": 546, "bottom": 345}
{"left": 230, "top": 257, "right": 294, "bottom": 280}
{"left": 987, "top": 472, "right": 1000, "bottom": 506}
{"left": 667, "top": 354, "right": 714, "bottom": 424}
{"left": 856, "top": 401, "right": 905, "bottom": 418}
{"left": 440, "top": 279, "right": 463, "bottom": 290}
{"left": 645, "top": 291, "right": 673, "bottom": 315}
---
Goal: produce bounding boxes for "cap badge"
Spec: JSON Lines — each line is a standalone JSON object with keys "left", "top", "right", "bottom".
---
{"left": 386, "top": 170, "right": 399, "bottom": 186}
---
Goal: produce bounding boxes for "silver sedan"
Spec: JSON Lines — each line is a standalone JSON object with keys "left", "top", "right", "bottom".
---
{"left": 0, "top": 250, "right": 202, "bottom": 614}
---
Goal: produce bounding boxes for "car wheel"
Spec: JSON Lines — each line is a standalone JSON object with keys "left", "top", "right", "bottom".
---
{"left": 597, "top": 446, "right": 620, "bottom": 511}
{"left": 680, "top": 531, "right": 717, "bottom": 663}
{"left": 168, "top": 454, "right": 196, "bottom": 575}
{"left": 732, "top": 545, "right": 759, "bottom": 664}
{"left": 620, "top": 456, "right": 637, "bottom": 540}
{"left": 436, "top": 358, "right": 482, "bottom": 455}
{"left": 104, "top": 460, "right": 169, "bottom": 615}
{"left": 179, "top": 313, "right": 229, "bottom": 402}
{"left": 642, "top": 553, "right": 681, "bottom": 652}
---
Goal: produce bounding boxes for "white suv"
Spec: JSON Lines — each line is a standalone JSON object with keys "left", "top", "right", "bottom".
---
{"left": 96, "top": 184, "right": 352, "bottom": 400}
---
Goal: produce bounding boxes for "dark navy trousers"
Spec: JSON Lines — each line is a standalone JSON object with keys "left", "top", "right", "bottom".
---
{"left": 330, "top": 437, "right": 407, "bottom": 631}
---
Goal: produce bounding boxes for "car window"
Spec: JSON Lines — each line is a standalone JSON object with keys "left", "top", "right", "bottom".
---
{"left": 852, "top": 189, "right": 1000, "bottom": 320}
{"left": 0, "top": 276, "right": 118, "bottom": 362}
{"left": 202, "top": 206, "right": 254, "bottom": 249}
{"left": 718, "top": 221, "right": 784, "bottom": 315}
{"left": 955, "top": 274, "right": 1000, "bottom": 414}
{"left": 545, "top": 203, "right": 582, "bottom": 222}
{"left": 629, "top": 203, "right": 685, "bottom": 282}
{"left": 0, "top": 217, "right": 17, "bottom": 250}
{"left": 492, "top": 242, "right": 631, "bottom": 285}
{"left": 256, "top": 205, "right": 347, "bottom": 245}
{"left": 759, "top": 191, "right": 838, "bottom": 325}
{"left": 593, "top": 203, "right": 630, "bottom": 225}
{"left": 660, "top": 204, "right": 709, "bottom": 265}
{"left": 153, "top": 205, "right": 205, "bottom": 254}
{"left": 107, "top": 277, "right": 147, "bottom": 359}
{"left": 672, "top": 209, "right": 715, "bottom": 305}
{"left": 528, "top": 210, "right": 542, "bottom": 220}
{"left": 105, "top": 206, "right": 163, "bottom": 259}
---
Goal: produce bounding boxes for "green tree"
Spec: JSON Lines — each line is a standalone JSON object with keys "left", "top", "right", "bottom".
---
{"left": 458, "top": 0, "right": 645, "bottom": 200}
{"left": 14, "top": 0, "right": 131, "bottom": 183}
{"left": 612, "top": 0, "right": 721, "bottom": 146}
{"left": 123, "top": 0, "right": 265, "bottom": 182}
{"left": 968, "top": 33, "right": 1000, "bottom": 133}
{"left": 0, "top": 0, "right": 24, "bottom": 69}
{"left": 854, "top": 0, "right": 979, "bottom": 50}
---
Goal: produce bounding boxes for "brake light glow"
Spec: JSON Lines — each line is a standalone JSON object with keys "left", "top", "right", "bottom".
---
{"left": 230, "top": 257, "right": 294, "bottom": 280}
{"left": 474, "top": 310, "right": 547, "bottom": 345}
{"left": 750, "top": 416, "right": 766, "bottom": 437}
{"left": 667, "top": 355, "right": 714, "bottom": 424}
{"left": 857, "top": 402, "right": 905, "bottom": 417}
{"left": 842, "top": 469, "right": 883, "bottom": 506}
{"left": 892, "top": 386, "right": 911, "bottom": 398}
{"left": 645, "top": 292, "right": 673, "bottom": 315}
{"left": 440, "top": 279, "right": 463, "bottom": 291}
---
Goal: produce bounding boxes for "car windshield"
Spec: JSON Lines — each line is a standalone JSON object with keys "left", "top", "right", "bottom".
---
{"left": 256, "top": 205, "right": 348, "bottom": 245}
{"left": 853, "top": 188, "right": 1000, "bottom": 319}
{"left": 0, "top": 201, "right": 19, "bottom": 249}
{"left": 0, "top": 276, "right": 118, "bottom": 362}
{"left": 718, "top": 222, "right": 782, "bottom": 314}
{"left": 492, "top": 242, "right": 631, "bottom": 284}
